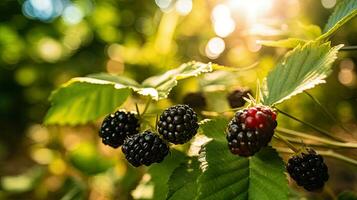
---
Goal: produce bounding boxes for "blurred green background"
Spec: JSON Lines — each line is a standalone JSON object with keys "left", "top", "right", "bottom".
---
{"left": 0, "top": 0, "right": 356, "bottom": 199}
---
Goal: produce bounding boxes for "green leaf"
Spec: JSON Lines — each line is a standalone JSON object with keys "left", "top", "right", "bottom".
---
{"left": 199, "top": 118, "right": 228, "bottom": 141}
{"left": 258, "top": 38, "right": 307, "bottom": 48}
{"left": 142, "top": 61, "right": 214, "bottom": 100}
{"left": 45, "top": 62, "right": 216, "bottom": 125}
{"left": 133, "top": 150, "right": 186, "bottom": 200}
{"left": 338, "top": 191, "right": 357, "bottom": 200}
{"left": 166, "top": 158, "right": 200, "bottom": 200}
{"left": 321, "top": 0, "right": 357, "bottom": 39}
{"left": 197, "top": 119, "right": 289, "bottom": 200}
{"left": 296, "top": 23, "right": 322, "bottom": 39}
{"left": 44, "top": 77, "right": 131, "bottom": 125}
{"left": 262, "top": 41, "right": 342, "bottom": 106}
{"left": 198, "top": 142, "right": 288, "bottom": 200}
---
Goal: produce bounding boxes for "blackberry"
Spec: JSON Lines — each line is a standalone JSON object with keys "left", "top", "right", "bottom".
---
{"left": 227, "top": 89, "right": 251, "bottom": 108}
{"left": 158, "top": 104, "right": 199, "bottom": 144}
{"left": 287, "top": 149, "right": 329, "bottom": 191}
{"left": 183, "top": 92, "right": 207, "bottom": 110}
{"left": 99, "top": 111, "right": 140, "bottom": 148}
{"left": 226, "top": 106, "right": 277, "bottom": 157}
{"left": 122, "top": 131, "right": 169, "bottom": 167}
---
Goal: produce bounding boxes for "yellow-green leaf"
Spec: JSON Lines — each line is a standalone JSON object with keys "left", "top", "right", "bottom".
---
{"left": 262, "top": 41, "right": 342, "bottom": 106}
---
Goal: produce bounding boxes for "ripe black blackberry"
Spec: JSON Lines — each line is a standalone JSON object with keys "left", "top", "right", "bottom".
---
{"left": 158, "top": 104, "right": 199, "bottom": 144}
{"left": 227, "top": 89, "right": 251, "bottom": 108}
{"left": 99, "top": 111, "right": 140, "bottom": 148}
{"left": 286, "top": 149, "right": 329, "bottom": 191}
{"left": 183, "top": 92, "right": 207, "bottom": 110}
{"left": 121, "top": 131, "right": 169, "bottom": 167}
{"left": 226, "top": 106, "right": 277, "bottom": 157}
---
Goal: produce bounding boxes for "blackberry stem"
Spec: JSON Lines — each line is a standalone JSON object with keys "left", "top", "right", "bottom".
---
{"left": 274, "top": 133, "right": 299, "bottom": 153}
{"left": 141, "top": 98, "right": 152, "bottom": 116}
{"left": 275, "top": 108, "right": 345, "bottom": 142}
{"left": 276, "top": 147, "right": 357, "bottom": 167}
{"left": 276, "top": 127, "right": 357, "bottom": 149}
{"left": 135, "top": 103, "right": 141, "bottom": 118}
{"left": 304, "top": 91, "right": 351, "bottom": 134}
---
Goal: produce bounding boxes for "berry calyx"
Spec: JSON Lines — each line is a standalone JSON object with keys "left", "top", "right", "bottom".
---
{"left": 99, "top": 110, "right": 140, "bottom": 148}
{"left": 286, "top": 149, "right": 329, "bottom": 191}
{"left": 158, "top": 104, "right": 199, "bottom": 144}
{"left": 122, "top": 131, "right": 170, "bottom": 167}
{"left": 227, "top": 89, "right": 251, "bottom": 108}
{"left": 226, "top": 105, "right": 277, "bottom": 157}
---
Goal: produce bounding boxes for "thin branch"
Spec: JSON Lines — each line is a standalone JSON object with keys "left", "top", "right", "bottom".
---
{"left": 141, "top": 98, "right": 152, "bottom": 116}
{"left": 276, "top": 147, "right": 357, "bottom": 167}
{"left": 275, "top": 108, "right": 345, "bottom": 142}
{"left": 276, "top": 127, "right": 357, "bottom": 149}
{"left": 135, "top": 103, "right": 141, "bottom": 118}
{"left": 340, "top": 45, "right": 357, "bottom": 51}
{"left": 201, "top": 107, "right": 242, "bottom": 117}
{"left": 304, "top": 91, "right": 351, "bottom": 134}
{"left": 274, "top": 133, "right": 299, "bottom": 152}
{"left": 155, "top": 114, "right": 159, "bottom": 131}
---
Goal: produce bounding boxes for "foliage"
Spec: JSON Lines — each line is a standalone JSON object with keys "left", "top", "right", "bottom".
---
{"left": 258, "top": 38, "right": 307, "bottom": 48}
{"left": 322, "top": 0, "right": 357, "bottom": 39}
{"left": 45, "top": 62, "right": 215, "bottom": 125}
{"left": 262, "top": 42, "right": 342, "bottom": 106}
{"left": 166, "top": 158, "right": 200, "bottom": 200}
{"left": 196, "top": 119, "right": 289, "bottom": 200}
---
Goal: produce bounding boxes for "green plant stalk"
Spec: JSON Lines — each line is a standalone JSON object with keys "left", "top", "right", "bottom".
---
{"left": 276, "top": 127, "right": 357, "bottom": 149}
{"left": 276, "top": 132, "right": 353, "bottom": 149}
{"left": 274, "top": 133, "right": 299, "bottom": 153}
{"left": 304, "top": 91, "right": 350, "bottom": 134}
{"left": 276, "top": 147, "right": 357, "bottom": 167}
{"left": 135, "top": 103, "right": 141, "bottom": 118}
{"left": 275, "top": 108, "right": 345, "bottom": 142}
{"left": 141, "top": 98, "right": 152, "bottom": 116}
{"left": 340, "top": 45, "right": 357, "bottom": 51}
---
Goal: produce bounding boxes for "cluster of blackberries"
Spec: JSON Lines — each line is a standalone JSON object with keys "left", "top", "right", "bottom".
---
{"left": 226, "top": 106, "right": 277, "bottom": 157}
{"left": 99, "top": 105, "right": 199, "bottom": 167}
{"left": 100, "top": 100, "right": 329, "bottom": 191}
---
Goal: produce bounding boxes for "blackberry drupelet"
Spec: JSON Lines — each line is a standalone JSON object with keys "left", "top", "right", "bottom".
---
{"left": 158, "top": 104, "right": 199, "bottom": 144}
{"left": 183, "top": 92, "right": 207, "bottom": 110}
{"left": 121, "top": 131, "right": 170, "bottom": 167}
{"left": 227, "top": 89, "right": 251, "bottom": 108}
{"left": 99, "top": 111, "right": 140, "bottom": 148}
{"left": 287, "top": 149, "right": 329, "bottom": 191}
{"left": 226, "top": 106, "right": 277, "bottom": 157}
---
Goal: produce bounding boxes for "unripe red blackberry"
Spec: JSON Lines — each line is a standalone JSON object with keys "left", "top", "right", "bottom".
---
{"left": 287, "top": 149, "right": 329, "bottom": 191}
{"left": 121, "top": 131, "right": 169, "bottom": 167}
{"left": 99, "top": 111, "right": 140, "bottom": 148}
{"left": 227, "top": 89, "right": 251, "bottom": 108}
{"left": 183, "top": 92, "right": 207, "bottom": 110}
{"left": 158, "top": 104, "right": 199, "bottom": 144}
{"left": 226, "top": 106, "right": 277, "bottom": 157}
